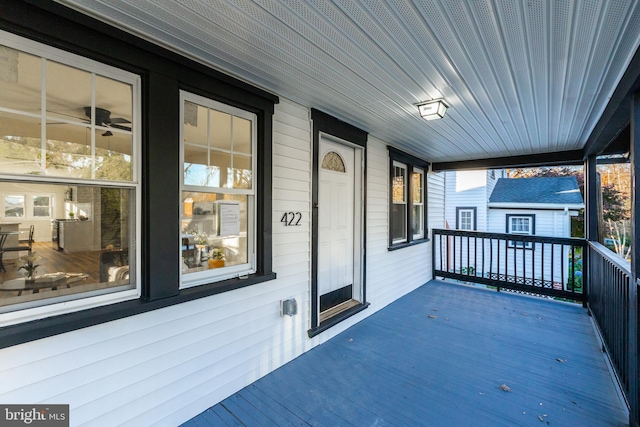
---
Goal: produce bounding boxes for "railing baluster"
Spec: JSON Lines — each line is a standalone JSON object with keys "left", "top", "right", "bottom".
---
{"left": 570, "top": 245, "right": 575, "bottom": 292}
{"left": 513, "top": 241, "right": 517, "bottom": 285}
{"left": 561, "top": 244, "right": 565, "bottom": 292}
{"left": 524, "top": 241, "right": 527, "bottom": 286}
{"left": 497, "top": 238, "right": 501, "bottom": 287}
{"left": 532, "top": 241, "right": 536, "bottom": 287}
{"left": 551, "top": 243, "right": 555, "bottom": 290}
{"left": 466, "top": 234, "right": 470, "bottom": 276}
{"left": 541, "top": 243, "right": 545, "bottom": 288}
{"left": 453, "top": 234, "right": 456, "bottom": 274}
{"left": 489, "top": 239, "right": 493, "bottom": 279}
{"left": 481, "top": 237, "right": 485, "bottom": 279}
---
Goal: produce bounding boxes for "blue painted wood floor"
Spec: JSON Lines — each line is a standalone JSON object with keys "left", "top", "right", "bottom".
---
{"left": 182, "top": 280, "right": 628, "bottom": 426}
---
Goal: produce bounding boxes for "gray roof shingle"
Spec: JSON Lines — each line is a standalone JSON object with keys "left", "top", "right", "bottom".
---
{"left": 489, "top": 177, "right": 584, "bottom": 205}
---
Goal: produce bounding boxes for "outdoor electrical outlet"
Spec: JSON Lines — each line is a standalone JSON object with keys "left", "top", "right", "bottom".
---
{"left": 281, "top": 299, "right": 298, "bottom": 316}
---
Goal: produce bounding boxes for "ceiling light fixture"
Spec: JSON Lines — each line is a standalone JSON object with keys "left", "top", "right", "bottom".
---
{"left": 417, "top": 99, "right": 448, "bottom": 120}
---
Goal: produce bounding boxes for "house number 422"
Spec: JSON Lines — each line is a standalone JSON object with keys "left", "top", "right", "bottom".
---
{"left": 281, "top": 212, "right": 302, "bottom": 226}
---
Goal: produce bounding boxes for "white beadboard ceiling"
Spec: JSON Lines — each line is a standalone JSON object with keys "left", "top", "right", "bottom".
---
{"left": 57, "top": 0, "right": 640, "bottom": 164}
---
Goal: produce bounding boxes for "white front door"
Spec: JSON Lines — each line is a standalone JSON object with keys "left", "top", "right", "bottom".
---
{"left": 318, "top": 136, "right": 361, "bottom": 314}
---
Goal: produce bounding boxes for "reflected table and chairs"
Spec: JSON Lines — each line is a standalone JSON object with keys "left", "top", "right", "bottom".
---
{"left": 0, "top": 272, "right": 88, "bottom": 296}
{"left": 0, "top": 230, "right": 20, "bottom": 273}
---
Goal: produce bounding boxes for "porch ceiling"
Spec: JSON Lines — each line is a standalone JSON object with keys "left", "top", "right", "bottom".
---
{"left": 57, "top": 0, "right": 640, "bottom": 165}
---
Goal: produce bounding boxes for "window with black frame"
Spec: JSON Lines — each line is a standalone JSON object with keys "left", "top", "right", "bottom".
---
{"left": 0, "top": 33, "right": 139, "bottom": 323}
{"left": 388, "top": 147, "right": 429, "bottom": 249}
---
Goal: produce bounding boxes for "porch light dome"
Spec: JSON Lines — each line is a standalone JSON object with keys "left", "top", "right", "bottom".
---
{"left": 417, "top": 99, "right": 448, "bottom": 120}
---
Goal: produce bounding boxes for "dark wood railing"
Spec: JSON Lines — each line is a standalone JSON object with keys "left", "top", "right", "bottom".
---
{"left": 588, "top": 242, "right": 631, "bottom": 407}
{"left": 432, "top": 229, "right": 587, "bottom": 302}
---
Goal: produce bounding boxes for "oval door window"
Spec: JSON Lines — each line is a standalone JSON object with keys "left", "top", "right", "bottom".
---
{"left": 321, "top": 151, "right": 346, "bottom": 172}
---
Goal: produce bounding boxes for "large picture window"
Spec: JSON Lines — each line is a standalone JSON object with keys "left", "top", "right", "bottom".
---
{"left": 180, "top": 91, "right": 256, "bottom": 287}
{"left": 388, "top": 147, "right": 429, "bottom": 249}
{"left": 0, "top": 33, "right": 139, "bottom": 325}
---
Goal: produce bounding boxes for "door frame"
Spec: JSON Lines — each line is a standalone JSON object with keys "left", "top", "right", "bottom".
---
{"left": 309, "top": 109, "right": 368, "bottom": 337}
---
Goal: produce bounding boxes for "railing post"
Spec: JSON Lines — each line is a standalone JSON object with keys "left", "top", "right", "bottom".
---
{"left": 582, "top": 241, "right": 588, "bottom": 308}
{"left": 431, "top": 230, "right": 436, "bottom": 281}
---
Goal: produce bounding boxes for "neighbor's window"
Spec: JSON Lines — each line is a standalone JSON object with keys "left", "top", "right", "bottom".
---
{"left": 388, "top": 147, "right": 429, "bottom": 249}
{"left": 180, "top": 91, "right": 256, "bottom": 287}
{"left": 0, "top": 32, "right": 139, "bottom": 323}
{"left": 456, "top": 207, "right": 476, "bottom": 231}
{"left": 507, "top": 214, "right": 534, "bottom": 248}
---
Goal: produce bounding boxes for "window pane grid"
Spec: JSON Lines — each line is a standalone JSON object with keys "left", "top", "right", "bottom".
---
{"left": 183, "top": 100, "right": 253, "bottom": 191}
{"left": 459, "top": 210, "right": 473, "bottom": 230}
{"left": 510, "top": 217, "right": 531, "bottom": 234}
{"left": 0, "top": 42, "right": 136, "bottom": 183}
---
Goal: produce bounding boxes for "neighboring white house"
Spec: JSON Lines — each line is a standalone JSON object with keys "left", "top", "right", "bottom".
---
{"left": 445, "top": 169, "right": 507, "bottom": 231}
{"left": 487, "top": 176, "right": 584, "bottom": 239}
{"left": 445, "top": 171, "right": 584, "bottom": 239}
{"left": 443, "top": 172, "right": 584, "bottom": 289}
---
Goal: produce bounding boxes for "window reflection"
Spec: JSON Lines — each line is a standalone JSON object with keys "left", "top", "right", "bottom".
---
{"left": 181, "top": 191, "right": 248, "bottom": 272}
{"left": 0, "top": 182, "right": 135, "bottom": 312}
{"left": 0, "top": 44, "right": 134, "bottom": 182}
{"left": 0, "top": 46, "right": 42, "bottom": 114}
{"left": 183, "top": 100, "right": 253, "bottom": 190}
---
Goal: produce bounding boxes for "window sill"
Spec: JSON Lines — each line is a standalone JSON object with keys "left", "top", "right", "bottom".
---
{"left": 388, "top": 238, "right": 430, "bottom": 251}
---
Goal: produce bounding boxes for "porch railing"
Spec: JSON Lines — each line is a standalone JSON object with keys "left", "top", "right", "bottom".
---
{"left": 588, "top": 242, "right": 631, "bottom": 406}
{"left": 432, "top": 229, "right": 586, "bottom": 302}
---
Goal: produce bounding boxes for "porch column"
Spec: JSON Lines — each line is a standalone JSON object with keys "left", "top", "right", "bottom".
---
{"left": 630, "top": 90, "right": 640, "bottom": 427}
{"left": 584, "top": 155, "right": 599, "bottom": 307}
{"left": 584, "top": 155, "right": 599, "bottom": 242}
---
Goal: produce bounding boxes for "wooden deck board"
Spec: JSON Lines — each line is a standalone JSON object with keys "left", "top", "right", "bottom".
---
{"left": 183, "top": 280, "right": 628, "bottom": 426}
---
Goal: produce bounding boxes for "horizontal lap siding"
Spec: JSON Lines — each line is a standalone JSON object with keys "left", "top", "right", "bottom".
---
{"left": 429, "top": 171, "right": 446, "bottom": 231}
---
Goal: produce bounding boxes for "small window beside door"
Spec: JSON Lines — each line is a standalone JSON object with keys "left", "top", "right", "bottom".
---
{"left": 388, "top": 147, "right": 429, "bottom": 249}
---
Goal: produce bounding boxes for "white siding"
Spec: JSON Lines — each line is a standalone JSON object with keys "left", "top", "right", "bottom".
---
{"left": 485, "top": 169, "right": 506, "bottom": 204}
{"left": 487, "top": 208, "right": 571, "bottom": 238}
{"left": 0, "top": 100, "right": 435, "bottom": 427}
{"left": 445, "top": 170, "right": 488, "bottom": 231}
{"left": 428, "top": 171, "right": 446, "bottom": 231}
